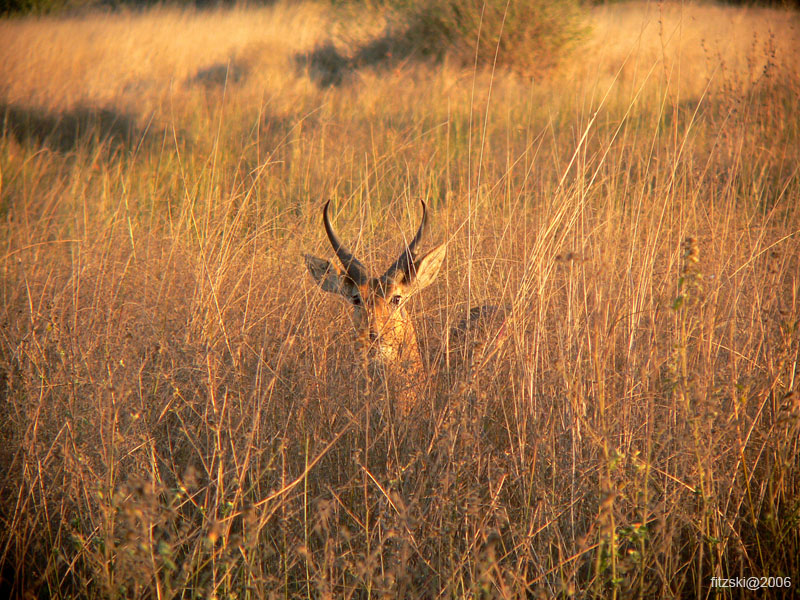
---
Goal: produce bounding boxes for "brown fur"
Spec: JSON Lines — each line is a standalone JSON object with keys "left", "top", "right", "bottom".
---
{"left": 304, "top": 244, "right": 446, "bottom": 414}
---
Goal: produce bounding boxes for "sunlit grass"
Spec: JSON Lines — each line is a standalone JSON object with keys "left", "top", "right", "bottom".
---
{"left": 1, "top": 1, "right": 799, "bottom": 597}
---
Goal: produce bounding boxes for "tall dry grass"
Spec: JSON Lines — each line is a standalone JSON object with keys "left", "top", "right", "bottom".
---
{"left": 1, "top": 1, "right": 799, "bottom": 597}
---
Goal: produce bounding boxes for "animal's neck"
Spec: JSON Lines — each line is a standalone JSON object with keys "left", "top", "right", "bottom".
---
{"left": 384, "top": 317, "right": 423, "bottom": 367}
{"left": 375, "top": 321, "right": 428, "bottom": 415}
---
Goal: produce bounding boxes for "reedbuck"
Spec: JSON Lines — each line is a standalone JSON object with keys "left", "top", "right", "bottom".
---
{"left": 304, "top": 201, "right": 506, "bottom": 415}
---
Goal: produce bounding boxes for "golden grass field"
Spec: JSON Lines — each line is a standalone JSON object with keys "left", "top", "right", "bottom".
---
{"left": 1, "top": 1, "right": 799, "bottom": 597}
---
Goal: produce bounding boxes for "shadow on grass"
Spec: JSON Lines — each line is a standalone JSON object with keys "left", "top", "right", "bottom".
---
{"left": 0, "top": 102, "right": 147, "bottom": 154}
{"left": 188, "top": 60, "right": 249, "bottom": 89}
{"left": 295, "top": 22, "right": 438, "bottom": 87}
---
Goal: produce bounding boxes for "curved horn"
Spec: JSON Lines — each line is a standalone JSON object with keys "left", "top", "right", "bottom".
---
{"left": 384, "top": 200, "right": 427, "bottom": 279}
{"left": 323, "top": 200, "right": 368, "bottom": 284}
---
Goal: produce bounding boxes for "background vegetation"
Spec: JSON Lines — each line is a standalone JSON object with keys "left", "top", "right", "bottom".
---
{"left": 374, "top": 0, "right": 587, "bottom": 75}
{"left": 1, "top": 1, "right": 799, "bottom": 597}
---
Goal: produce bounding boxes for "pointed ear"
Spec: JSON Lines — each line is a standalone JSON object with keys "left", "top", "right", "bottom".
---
{"left": 407, "top": 244, "right": 446, "bottom": 291}
{"left": 304, "top": 254, "right": 358, "bottom": 298}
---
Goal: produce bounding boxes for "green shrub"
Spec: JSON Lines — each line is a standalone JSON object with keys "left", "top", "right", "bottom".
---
{"left": 0, "top": 0, "right": 217, "bottom": 16}
{"left": 1, "top": 0, "right": 69, "bottom": 15}
{"left": 396, "top": 0, "right": 588, "bottom": 75}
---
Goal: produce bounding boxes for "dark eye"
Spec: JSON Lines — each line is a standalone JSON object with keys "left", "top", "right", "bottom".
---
{"left": 351, "top": 295, "right": 362, "bottom": 306}
{"left": 390, "top": 295, "right": 402, "bottom": 306}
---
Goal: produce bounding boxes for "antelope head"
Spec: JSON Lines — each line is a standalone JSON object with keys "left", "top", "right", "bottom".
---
{"left": 304, "top": 201, "right": 446, "bottom": 369}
